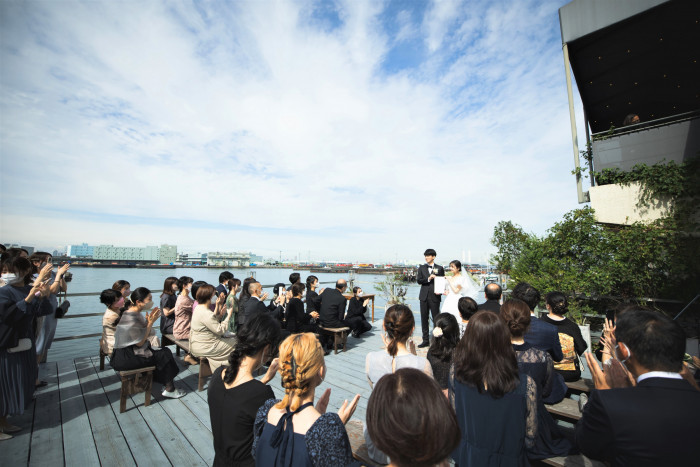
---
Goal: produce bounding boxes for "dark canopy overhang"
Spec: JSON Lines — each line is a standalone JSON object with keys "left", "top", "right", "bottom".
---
{"left": 559, "top": 0, "right": 700, "bottom": 134}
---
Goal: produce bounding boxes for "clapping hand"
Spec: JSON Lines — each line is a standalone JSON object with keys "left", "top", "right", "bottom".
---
{"left": 36, "top": 263, "right": 54, "bottom": 283}
{"left": 146, "top": 308, "right": 161, "bottom": 326}
{"left": 310, "top": 311, "right": 320, "bottom": 319}
{"left": 56, "top": 263, "right": 70, "bottom": 277}
{"left": 338, "top": 394, "right": 361, "bottom": 424}
{"left": 315, "top": 388, "right": 331, "bottom": 414}
{"left": 261, "top": 358, "right": 279, "bottom": 384}
{"left": 261, "top": 292, "right": 269, "bottom": 301}
{"left": 362, "top": 298, "right": 370, "bottom": 307}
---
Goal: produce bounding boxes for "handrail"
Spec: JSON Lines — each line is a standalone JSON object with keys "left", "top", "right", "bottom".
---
{"left": 673, "top": 294, "right": 700, "bottom": 321}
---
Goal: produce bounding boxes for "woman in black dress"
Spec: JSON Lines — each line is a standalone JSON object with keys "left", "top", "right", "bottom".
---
{"left": 286, "top": 283, "right": 319, "bottom": 334}
{"left": 346, "top": 287, "right": 372, "bottom": 338}
{"left": 305, "top": 275, "right": 323, "bottom": 314}
{"left": 111, "top": 287, "right": 184, "bottom": 399}
{"left": 207, "top": 313, "right": 281, "bottom": 467}
{"left": 500, "top": 299, "right": 572, "bottom": 460}
{"left": 427, "top": 312, "right": 459, "bottom": 394}
{"left": 159, "top": 276, "right": 178, "bottom": 335}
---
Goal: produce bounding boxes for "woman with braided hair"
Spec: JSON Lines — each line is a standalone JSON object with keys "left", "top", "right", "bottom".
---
{"left": 253, "top": 333, "right": 360, "bottom": 466}
{"left": 363, "top": 304, "right": 433, "bottom": 464}
{"left": 207, "top": 313, "right": 281, "bottom": 467}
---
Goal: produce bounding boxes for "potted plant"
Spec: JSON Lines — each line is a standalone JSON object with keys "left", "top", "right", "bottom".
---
{"left": 375, "top": 273, "right": 408, "bottom": 307}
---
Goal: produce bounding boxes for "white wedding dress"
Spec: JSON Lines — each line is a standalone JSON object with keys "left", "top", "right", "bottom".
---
{"left": 442, "top": 274, "right": 481, "bottom": 324}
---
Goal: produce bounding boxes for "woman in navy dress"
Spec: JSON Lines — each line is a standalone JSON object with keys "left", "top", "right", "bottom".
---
{"left": 501, "top": 299, "right": 573, "bottom": 460}
{"left": 449, "top": 311, "right": 537, "bottom": 467}
{"left": 253, "top": 333, "right": 361, "bottom": 466}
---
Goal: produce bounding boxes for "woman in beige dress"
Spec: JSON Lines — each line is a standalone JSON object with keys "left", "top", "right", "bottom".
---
{"left": 190, "top": 284, "right": 236, "bottom": 371}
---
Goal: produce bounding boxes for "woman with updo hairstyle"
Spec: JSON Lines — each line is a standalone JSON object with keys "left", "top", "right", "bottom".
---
{"left": 111, "top": 287, "right": 184, "bottom": 399}
{"left": 173, "top": 276, "right": 198, "bottom": 365}
{"left": 207, "top": 313, "right": 281, "bottom": 467}
{"left": 500, "top": 299, "right": 572, "bottom": 460}
{"left": 189, "top": 284, "right": 236, "bottom": 372}
{"left": 427, "top": 312, "right": 460, "bottom": 394}
{"left": 367, "top": 368, "right": 460, "bottom": 467}
{"left": 541, "top": 291, "right": 587, "bottom": 382}
{"left": 253, "top": 333, "right": 360, "bottom": 466}
{"left": 99, "top": 289, "right": 123, "bottom": 356}
{"left": 112, "top": 280, "right": 131, "bottom": 311}
{"left": 450, "top": 310, "right": 537, "bottom": 466}
{"left": 364, "top": 304, "right": 432, "bottom": 464}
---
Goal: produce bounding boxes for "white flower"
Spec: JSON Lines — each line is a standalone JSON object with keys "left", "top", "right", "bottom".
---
{"left": 432, "top": 327, "right": 443, "bottom": 338}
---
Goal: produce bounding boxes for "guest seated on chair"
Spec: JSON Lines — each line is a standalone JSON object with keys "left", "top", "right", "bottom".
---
{"left": 207, "top": 313, "right": 281, "bottom": 467}
{"left": 173, "top": 276, "right": 198, "bottom": 365}
{"left": 365, "top": 304, "right": 432, "bottom": 464}
{"left": 318, "top": 279, "right": 350, "bottom": 329}
{"left": 576, "top": 307, "right": 700, "bottom": 466}
{"left": 540, "top": 292, "right": 587, "bottom": 382}
{"left": 100, "top": 289, "right": 123, "bottom": 356}
{"left": 366, "top": 368, "right": 460, "bottom": 467}
{"left": 501, "top": 299, "right": 572, "bottom": 460}
{"left": 112, "top": 280, "right": 131, "bottom": 312}
{"left": 159, "top": 276, "right": 178, "bottom": 336}
{"left": 305, "top": 275, "right": 324, "bottom": 314}
{"left": 224, "top": 278, "right": 241, "bottom": 334}
{"left": 477, "top": 283, "right": 502, "bottom": 313}
{"left": 253, "top": 333, "right": 360, "bottom": 466}
{"left": 286, "top": 283, "right": 319, "bottom": 334}
{"left": 449, "top": 311, "right": 537, "bottom": 466}
{"left": 457, "top": 296, "right": 478, "bottom": 337}
{"left": 427, "top": 313, "right": 460, "bottom": 395}
{"left": 111, "top": 287, "right": 185, "bottom": 399}
{"left": 190, "top": 284, "right": 237, "bottom": 372}
{"left": 346, "top": 287, "right": 372, "bottom": 338}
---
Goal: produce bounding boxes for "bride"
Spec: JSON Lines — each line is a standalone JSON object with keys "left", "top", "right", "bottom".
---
{"left": 442, "top": 260, "right": 480, "bottom": 323}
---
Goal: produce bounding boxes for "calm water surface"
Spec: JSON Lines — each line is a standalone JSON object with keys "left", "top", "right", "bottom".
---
{"left": 49, "top": 267, "right": 486, "bottom": 361}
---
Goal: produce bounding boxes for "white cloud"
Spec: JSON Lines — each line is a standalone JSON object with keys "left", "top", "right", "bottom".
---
{"left": 0, "top": 0, "right": 585, "bottom": 263}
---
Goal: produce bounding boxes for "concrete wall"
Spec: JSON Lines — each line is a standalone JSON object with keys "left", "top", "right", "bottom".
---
{"left": 589, "top": 182, "right": 671, "bottom": 225}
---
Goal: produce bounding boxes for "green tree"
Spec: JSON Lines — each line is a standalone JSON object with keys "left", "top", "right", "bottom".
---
{"left": 490, "top": 221, "right": 530, "bottom": 275}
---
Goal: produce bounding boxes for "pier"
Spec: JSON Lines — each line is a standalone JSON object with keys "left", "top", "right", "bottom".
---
{"left": 4, "top": 323, "right": 385, "bottom": 466}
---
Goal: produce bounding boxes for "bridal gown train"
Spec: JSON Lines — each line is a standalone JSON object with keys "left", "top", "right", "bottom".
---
{"left": 442, "top": 274, "right": 480, "bottom": 323}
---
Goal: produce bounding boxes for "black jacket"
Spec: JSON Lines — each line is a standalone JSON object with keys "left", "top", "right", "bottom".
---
{"left": 319, "top": 288, "right": 347, "bottom": 328}
{"left": 576, "top": 377, "right": 700, "bottom": 466}
{"left": 477, "top": 299, "right": 501, "bottom": 313}
{"left": 417, "top": 263, "right": 444, "bottom": 301}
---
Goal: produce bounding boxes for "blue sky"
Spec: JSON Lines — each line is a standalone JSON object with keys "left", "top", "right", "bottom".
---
{"left": 0, "top": 0, "right": 586, "bottom": 263}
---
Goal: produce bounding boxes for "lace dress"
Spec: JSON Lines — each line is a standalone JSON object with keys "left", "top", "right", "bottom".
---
{"left": 513, "top": 343, "right": 572, "bottom": 460}
{"left": 253, "top": 399, "right": 357, "bottom": 467}
{"left": 449, "top": 367, "right": 537, "bottom": 467}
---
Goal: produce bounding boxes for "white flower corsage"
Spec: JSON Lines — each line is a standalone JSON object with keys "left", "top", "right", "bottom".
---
{"left": 432, "top": 327, "right": 443, "bottom": 338}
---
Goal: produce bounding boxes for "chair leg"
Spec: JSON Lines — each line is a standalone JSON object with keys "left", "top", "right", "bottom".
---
{"left": 120, "top": 382, "right": 128, "bottom": 414}
{"left": 144, "top": 373, "right": 153, "bottom": 407}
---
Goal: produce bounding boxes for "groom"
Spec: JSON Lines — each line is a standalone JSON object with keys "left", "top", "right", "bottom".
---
{"left": 417, "top": 248, "right": 444, "bottom": 348}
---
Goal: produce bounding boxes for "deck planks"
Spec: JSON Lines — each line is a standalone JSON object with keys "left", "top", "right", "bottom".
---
{"left": 89, "top": 356, "right": 172, "bottom": 466}
{"left": 56, "top": 359, "right": 101, "bottom": 466}
{"left": 74, "top": 357, "right": 135, "bottom": 467}
{"left": 29, "top": 362, "right": 63, "bottom": 467}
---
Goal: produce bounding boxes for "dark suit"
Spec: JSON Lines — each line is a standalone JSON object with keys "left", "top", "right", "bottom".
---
{"left": 242, "top": 296, "right": 269, "bottom": 323}
{"left": 477, "top": 299, "right": 501, "bottom": 313}
{"left": 215, "top": 284, "right": 228, "bottom": 298}
{"left": 576, "top": 377, "right": 700, "bottom": 466}
{"left": 524, "top": 316, "right": 564, "bottom": 362}
{"left": 416, "top": 263, "right": 444, "bottom": 342}
{"left": 318, "top": 288, "right": 348, "bottom": 329}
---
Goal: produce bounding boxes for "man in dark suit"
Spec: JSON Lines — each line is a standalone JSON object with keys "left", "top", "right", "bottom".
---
{"left": 241, "top": 281, "right": 270, "bottom": 323}
{"left": 215, "top": 271, "right": 233, "bottom": 298}
{"left": 477, "top": 283, "right": 502, "bottom": 313}
{"left": 512, "top": 282, "right": 566, "bottom": 403}
{"left": 512, "top": 282, "right": 563, "bottom": 362}
{"left": 576, "top": 308, "right": 700, "bottom": 466}
{"left": 417, "top": 248, "right": 444, "bottom": 348}
{"left": 319, "top": 280, "right": 349, "bottom": 329}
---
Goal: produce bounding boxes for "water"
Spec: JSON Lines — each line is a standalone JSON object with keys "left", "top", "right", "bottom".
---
{"left": 49, "top": 267, "right": 486, "bottom": 361}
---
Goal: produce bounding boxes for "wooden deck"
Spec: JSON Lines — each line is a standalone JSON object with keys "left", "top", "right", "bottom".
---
{"left": 4, "top": 324, "right": 386, "bottom": 466}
